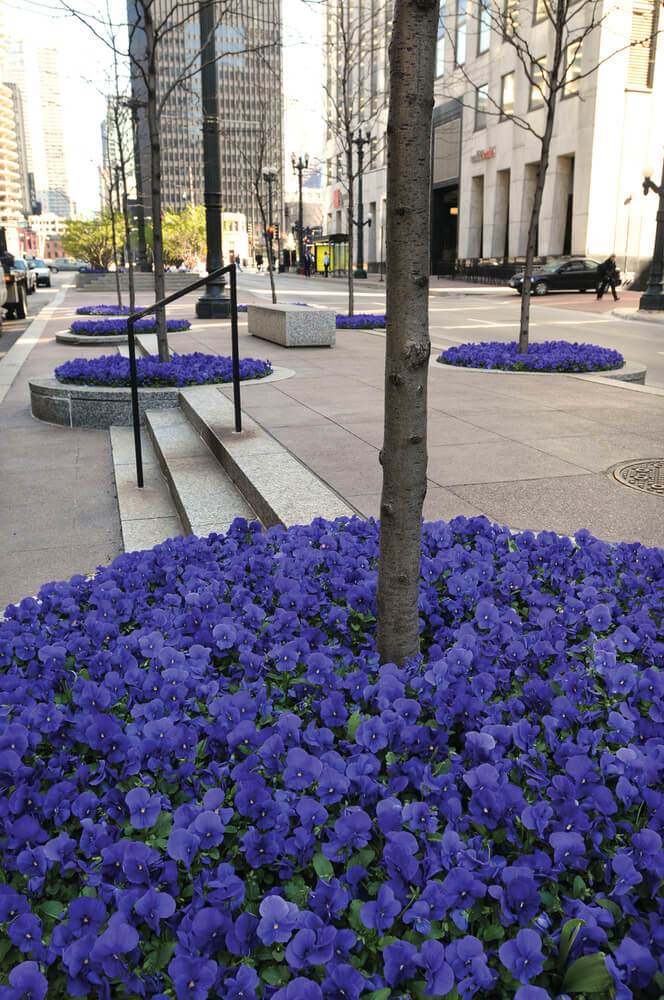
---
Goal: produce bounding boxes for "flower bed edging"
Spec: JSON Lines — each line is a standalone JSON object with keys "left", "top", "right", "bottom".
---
{"left": 55, "top": 328, "right": 188, "bottom": 347}
{"left": 438, "top": 340, "right": 624, "bottom": 373}
{"left": 29, "top": 376, "right": 180, "bottom": 428}
{"left": 1, "top": 515, "right": 664, "bottom": 997}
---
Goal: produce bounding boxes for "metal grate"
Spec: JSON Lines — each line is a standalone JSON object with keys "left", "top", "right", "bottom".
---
{"left": 612, "top": 459, "right": 664, "bottom": 496}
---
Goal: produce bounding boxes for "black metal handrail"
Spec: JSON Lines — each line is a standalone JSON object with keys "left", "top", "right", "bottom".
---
{"left": 126, "top": 263, "right": 241, "bottom": 489}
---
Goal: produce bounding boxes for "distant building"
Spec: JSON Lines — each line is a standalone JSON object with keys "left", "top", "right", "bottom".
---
{"left": 0, "top": 30, "right": 22, "bottom": 249}
{"left": 128, "top": 0, "right": 284, "bottom": 240}
{"left": 3, "top": 39, "right": 72, "bottom": 222}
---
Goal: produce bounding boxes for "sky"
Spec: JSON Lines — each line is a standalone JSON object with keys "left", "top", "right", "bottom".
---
{"left": 2, "top": 0, "right": 323, "bottom": 215}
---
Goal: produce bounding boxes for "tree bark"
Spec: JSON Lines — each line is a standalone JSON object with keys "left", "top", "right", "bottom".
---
{"left": 376, "top": 0, "right": 439, "bottom": 666}
{"left": 144, "top": 5, "right": 168, "bottom": 361}
{"left": 346, "top": 143, "right": 355, "bottom": 317}
{"left": 518, "top": 7, "right": 566, "bottom": 353}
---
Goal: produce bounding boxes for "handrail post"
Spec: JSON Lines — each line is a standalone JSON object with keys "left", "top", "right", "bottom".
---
{"left": 125, "top": 263, "right": 241, "bottom": 488}
{"left": 126, "top": 315, "right": 144, "bottom": 488}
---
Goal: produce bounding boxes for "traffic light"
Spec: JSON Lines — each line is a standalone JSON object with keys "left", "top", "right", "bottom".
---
{"left": 274, "top": 224, "right": 279, "bottom": 241}
{"left": 268, "top": 226, "right": 275, "bottom": 238}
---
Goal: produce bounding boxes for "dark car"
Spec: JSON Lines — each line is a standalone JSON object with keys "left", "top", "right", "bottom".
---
{"left": 509, "top": 257, "right": 601, "bottom": 296}
{"left": 11, "top": 257, "right": 36, "bottom": 294}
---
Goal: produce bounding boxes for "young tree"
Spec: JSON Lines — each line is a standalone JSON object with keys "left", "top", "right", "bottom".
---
{"left": 162, "top": 205, "right": 207, "bottom": 268}
{"left": 62, "top": 213, "right": 120, "bottom": 271}
{"left": 376, "top": 0, "right": 440, "bottom": 665}
{"left": 323, "top": 0, "right": 389, "bottom": 315}
{"left": 443, "top": 0, "right": 659, "bottom": 352}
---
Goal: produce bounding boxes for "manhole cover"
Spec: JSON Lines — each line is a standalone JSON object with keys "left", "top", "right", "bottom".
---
{"left": 612, "top": 459, "right": 664, "bottom": 496}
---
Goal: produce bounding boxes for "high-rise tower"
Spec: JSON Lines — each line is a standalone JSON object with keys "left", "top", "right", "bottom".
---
{"left": 128, "top": 0, "right": 284, "bottom": 241}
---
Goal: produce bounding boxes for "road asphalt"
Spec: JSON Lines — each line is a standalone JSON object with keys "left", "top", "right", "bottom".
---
{"left": 1, "top": 273, "right": 663, "bottom": 612}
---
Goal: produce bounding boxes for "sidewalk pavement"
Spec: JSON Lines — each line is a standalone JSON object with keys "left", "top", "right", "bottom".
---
{"left": 1, "top": 277, "right": 663, "bottom": 612}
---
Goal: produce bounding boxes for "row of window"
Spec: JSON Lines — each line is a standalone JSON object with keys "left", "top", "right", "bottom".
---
{"left": 474, "top": 39, "right": 581, "bottom": 127}
{"left": 440, "top": 0, "right": 658, "bottom": 90}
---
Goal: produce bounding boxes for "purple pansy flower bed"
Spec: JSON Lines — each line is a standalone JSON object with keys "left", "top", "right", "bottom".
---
{"left": 237, "top": 304, "right": 248, "bottom": 312}
{"left": 336, "top": 314, "right": 386, "bottom": 329}
{"left": 69, "top": 318, "right": 192, "bottom": 337}
{"left": 1, "top": 514, "right": 664, "bottom": 998}
{"left": 438, "top": 340, "right": 624, "bottom": 373}
{"left": 54, "top": 352, "right": 273, "bottom": 387}
{"left": 75, "top": 305, "right": 133, "bottom": 316}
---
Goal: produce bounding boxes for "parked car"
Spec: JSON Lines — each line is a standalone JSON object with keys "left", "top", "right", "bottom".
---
{"left": 25, "top": 258, "right": 51, "bottom": 288}
{"left": 509, "top": 257, "right": 601, "bottom": 296}
{"left": 48, "top": 258, "right": 88, "bottom": 272}
{"left": 12, "top": 257, "right": 36, "bottom": 294}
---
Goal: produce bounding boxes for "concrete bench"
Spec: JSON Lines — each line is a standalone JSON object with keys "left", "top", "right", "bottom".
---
{"left": 248, "top": 303, "right": 335, "bottom": 347}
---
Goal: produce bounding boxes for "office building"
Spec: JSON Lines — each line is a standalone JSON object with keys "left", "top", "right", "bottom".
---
{"left": 0, "top": 24, "right": 23, "bottom": 246}
{"left": 128, "top": 0, "right": 284, "bottom": 243}
{"left": 322, "top": 0, "right": 664, "bottom": 279}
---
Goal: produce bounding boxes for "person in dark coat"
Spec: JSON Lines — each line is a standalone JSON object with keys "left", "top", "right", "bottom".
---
{"left": 597, "top": 254, "right": 620, "bottom": 301}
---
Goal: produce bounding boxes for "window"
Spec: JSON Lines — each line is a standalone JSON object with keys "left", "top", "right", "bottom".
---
{"left": 563, "top": 40, "right": 582, "bottom": 96}
{"left": 436, "top": 6, "right": 445, "bottom": 76}
{"left": 478, "top": 0, "right": 491, "bottom": 53}
{"left": 504, "top": 0, "right": 519, "bottom": 36}
{"left": 533, "top": 0, "right": 547, "bottom": 21}
{"left": 627, "top": 0, "right": 659, "bottom": 88}
{"left": 501, "top": 71, "right": 515, "bottom": 116}
{"left": 475, "top": 83, "right": 489, "bottom": 129}
{"left": 529, "top": 57, "right": 545, "bottom": 107}
{"left": 456, "top": 0, "right": 467, "bottom": 64}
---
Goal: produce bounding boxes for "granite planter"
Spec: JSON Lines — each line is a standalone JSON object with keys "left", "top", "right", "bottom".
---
{"left": 248, "top": 304, "right": 335, "bottom": 347}
{"left": 29, "top": 377, "right": 180, "bottom": 428}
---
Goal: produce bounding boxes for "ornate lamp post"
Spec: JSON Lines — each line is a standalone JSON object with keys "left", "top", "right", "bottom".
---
{"left": 352, "top": 130, "right": 371, "bottom": 279}
{"left": 291, "top": 153, "right": 308, "bottom": 271}
{"left": 263, "top": 167, "right": 277, "bottom": 269}
{"left": 196, "top": 0, "right": 230, "bottom": 319}
{"left": 640, "top": 160, "right": 664, "bottom": 311}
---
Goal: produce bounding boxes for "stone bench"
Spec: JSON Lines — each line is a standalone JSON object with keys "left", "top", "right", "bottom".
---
{"left": 248, "top": 303, "right": 335, "bottom": 347}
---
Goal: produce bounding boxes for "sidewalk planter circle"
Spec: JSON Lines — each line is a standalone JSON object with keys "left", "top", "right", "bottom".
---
{"left": 438, "top": 339, "right": 624, "bottom": 373}
{"left": 29, "top": 376, "right": 181, "bottom": 427}
{"left": 0, "top": 515, "right": 664, "bottom": 996}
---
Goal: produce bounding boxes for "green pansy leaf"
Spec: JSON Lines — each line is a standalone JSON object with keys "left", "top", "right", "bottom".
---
{"left": 262, "top": 965, "right": 289, "bottom": 986}
{"left": 349, "top": 847, "right": 375, "bottom": 869}
{"left": 346, "top": 710, "right": 363, "bottom": 741}
{"left": 313, "top": 851, "right": 334, "bottom": 878}
{"left": 363, "top": 991, "right": 390, "bottom": 1000}
{"left": 38, "top": 900, "right": 66, "bottom": 918}
{"left": 562, "top": 952, "right": 612, "bottom": 993}
{"left": 559, "top": 918, "right": 585, "bottom": 966}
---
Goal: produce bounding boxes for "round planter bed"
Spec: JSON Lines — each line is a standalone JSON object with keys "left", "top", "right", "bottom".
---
{"left": 29, "top": 377, "right": 180, "bottom": 428}
{"left": 434, "top": 356, "right": 646, "bottom": 384}
{"left": 55, "top": 328, "right": 188, "bottom": 347}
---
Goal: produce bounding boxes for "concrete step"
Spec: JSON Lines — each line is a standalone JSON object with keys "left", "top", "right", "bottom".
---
{"left": 109, "top": 426, "right": 184, "bottom": 552}
{"left": 144, "top": 407, "right": 257, "bottom": 536}
{"left": 179, "top": 385, "right": 357, "bottom": 527}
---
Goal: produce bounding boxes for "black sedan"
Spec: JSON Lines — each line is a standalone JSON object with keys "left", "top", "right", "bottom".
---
{"left": 509, "top": 257, "right": 601, "bottom": 296}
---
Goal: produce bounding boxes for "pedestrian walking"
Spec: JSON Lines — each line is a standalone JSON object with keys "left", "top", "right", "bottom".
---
{"left": 597, "top": 254, "right": 620, "bottom": 301}
{"left": 255, "top": 253, "right": 263, "bottom": 272}
{"left": 323, "top": 251, "right": 330, "bottom": 278}
{"left": 305, "top": 250, "right": 314, "bottom": 277}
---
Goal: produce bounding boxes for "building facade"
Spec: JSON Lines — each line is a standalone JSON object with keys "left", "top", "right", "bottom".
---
{"left": 128, "top": 0, "right": 284, "bottom": 249}
{"left": 3, "top": 38, "right": 72, "bottom": 221}
{"left": 322, "top": 0, "right": 664, "bottom": 278}
{"left": 321, "top": 0, "right": 391, "bottom": 272}
{"left": 0, "top": 22, "right": 23, "bottom": 250}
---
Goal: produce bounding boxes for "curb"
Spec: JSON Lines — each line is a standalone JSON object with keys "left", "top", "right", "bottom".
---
{"left": 0, "top": 290, "right": 67, "bottom": 404}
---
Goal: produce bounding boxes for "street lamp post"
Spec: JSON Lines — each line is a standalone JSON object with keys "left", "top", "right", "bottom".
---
{"left": 125, "top": 97, "right": 150, "bottom": 272}
{"left": 640, "top": 160, "right": 664, "bottom": 311}
{"left": 263, "top": 168, "right": 277, "bottom": 269}
{"left": 291, "top": 153, "right": 308, "bottom": 271}
{"left": 352, "top": 130, "right": 371, "bottom": 279}
{"left": 196, "top": 0, "right": 230, "bottom": 319}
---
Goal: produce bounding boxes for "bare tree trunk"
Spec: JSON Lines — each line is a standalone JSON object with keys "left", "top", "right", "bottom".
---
{"left": 145, "top": 7, "right": 168, "bottom": 361}
{"left": 346, "top": 145, "right": 355, "bottom": 317}
{"left": 518, "top": 10, "right": 565, "bottom": 354}
{"left": 108, "top": 174, "right": 122, "bottom": 308}
{"left": 376, "top": 0, "right": 438, "bottom": 666}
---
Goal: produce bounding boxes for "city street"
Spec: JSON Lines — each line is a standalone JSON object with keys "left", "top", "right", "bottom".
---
{"left": 240, "top": 270, "right": 664, "bottom": 388}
